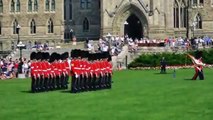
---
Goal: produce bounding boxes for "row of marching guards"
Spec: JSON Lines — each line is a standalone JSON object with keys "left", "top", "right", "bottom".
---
{"left": 30, "top": 49, "right": 113, "bottom": 93}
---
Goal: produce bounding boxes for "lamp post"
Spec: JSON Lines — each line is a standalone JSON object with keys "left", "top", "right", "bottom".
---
{"left": 124, "top": 21, "right": 128, "bottom": 36}
{"left": 106, "top": 33, "right": 112, "bottom": 54}
{"left": 17, "top": 42, "right": 26, "bottom": 59}
{"left": 16, "top": 24, "right": 21, "bottom": 44}
{"left": 191, "top": 21, "right": 197, "bottom": 38}
{"left": 70, "top": 28, "right": 73, "bottom": 41}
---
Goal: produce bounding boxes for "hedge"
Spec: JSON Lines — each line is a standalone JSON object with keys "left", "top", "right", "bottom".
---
{"left": 128, "top": 49, "right": 213, "bottom": 69}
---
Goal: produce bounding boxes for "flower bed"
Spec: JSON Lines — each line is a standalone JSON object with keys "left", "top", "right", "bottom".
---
{"left": 128, "top": 49, "right": 213, "bottom": 69}
{"left": 129, "top": 64, "right": 213, "bottom": 70}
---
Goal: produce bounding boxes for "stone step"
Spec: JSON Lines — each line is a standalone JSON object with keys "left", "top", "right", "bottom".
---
{"left": 8, "top": 42, "right": 86, "bottom": 60}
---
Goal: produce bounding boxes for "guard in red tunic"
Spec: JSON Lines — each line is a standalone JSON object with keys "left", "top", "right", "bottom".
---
{"left": 106, "top": 51, "right": 112, "bottom": 89}
{"left": 71, "top": 50, "right": 79, "bottom": 93}
{"left": 30, "top": 52, "right": 37, "bottom": 93}
{"left": 102, "top": 52, "right": 108, "bottom": 89}
{"left": 88, "top": 53, "right": 94, "bottom": 90}
{"left": 51, "top": 53, "right": 60, "bottom": 89}
{"left": 93, "top": 54, "right": 100, "bottom": 90}
{"left": 45, "top": 53, "right": 51, "bottom": 90}
{"left": 63, "top": 52, "right": 70, "bottom": 89}
{"left": 41, "top": 52, "right": 50, "bottom": 91}
{"left": 36, "top": 52, "right": 43, "bottom": 92}
{"left": 49, "top": 53, "right": 56, "bottom": 90}
{"left": 83, "top": 51, "right": 89, "bottom": 91}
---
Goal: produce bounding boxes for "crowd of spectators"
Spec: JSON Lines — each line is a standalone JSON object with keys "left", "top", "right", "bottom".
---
{"left": 0, "top": 57, "right": 30, "bottom": 80}
{"left": 86, "top": 35, "right": 125, "bottom": 56}
{"left": 125, "top": 35, "right": 213, "bottom": 52}
{"left": 2, "top": 35, "right": 213, "bottom": 80}
{"left": 85, "top": 35, "right": 213, "bottom": 55}
{"left": 12, "top": 41, "right": 53, "bottom": 52}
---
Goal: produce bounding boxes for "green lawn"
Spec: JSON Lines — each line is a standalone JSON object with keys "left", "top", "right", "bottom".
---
{"left": 0, "top": 69, "right": 213, "bottom": 120}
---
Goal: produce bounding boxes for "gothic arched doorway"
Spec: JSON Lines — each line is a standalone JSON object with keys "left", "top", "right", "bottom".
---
{"left": 124, "top": 14, "right": 142, "bottom": 39}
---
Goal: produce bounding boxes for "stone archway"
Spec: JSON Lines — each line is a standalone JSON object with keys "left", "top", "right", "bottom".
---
{"left": 124, "top": 14, "right": 142, "bottom": 39}
{"left": 112, "top": 3, "right": 149, "bottom": 38}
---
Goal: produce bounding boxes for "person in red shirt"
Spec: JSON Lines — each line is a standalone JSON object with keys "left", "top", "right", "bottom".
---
{"left": 14, "top": 59, "right": 19, "bottom": 78}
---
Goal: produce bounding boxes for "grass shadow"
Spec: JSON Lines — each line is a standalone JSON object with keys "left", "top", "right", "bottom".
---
{"left": 154, "top": 73, "right": 172, "bottom": 75}
{"left": 60, "top": 90, "right": 72, "bottom": 93}
{"left": 21, "top": 90, "right": 33, "bottom": 93}
{"left": 184, "top": 78, "right": 193, "bottom": 81}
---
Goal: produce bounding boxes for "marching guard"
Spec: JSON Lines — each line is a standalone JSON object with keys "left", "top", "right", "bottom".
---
{"left": 30, "top": 52, "right": 70, "bottom": 93}
{"left": 30, "top": 49, "right": 113, "bottom": 94}
{"left": 70, "top": 49, "right": 113, "bottom": 93}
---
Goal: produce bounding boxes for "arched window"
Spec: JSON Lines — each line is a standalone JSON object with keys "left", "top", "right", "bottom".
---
{"left": 11, "top": 0, "right": 15, "bottom": 12}
{"left": 173, "top": 0, "right": 179, "bottom": 28}
{"left": 51, "top": 0, "right": 55, "bottom": 11}
{"left": 80, "top": 0, "right": 91, "bottom": 9}
{"left": 195, "top": 14, "right": 202, "bottom": 29}
{"left": 30, "top": 19, "right": 36, "bottom": 34}
{"left": 199, "top": 0, "right": 204, "bottom": 6}
{"left": 34, "top": 0, "right": 38, "bottom": 11}
{"left": 13, "top": 19, "right": 18, "bottom": 34}
{"left": 28, "top": 0, "right": 33, "bottom": 12}
{"left": 0, "top": 0, "right": 3, "bottom": 13}
{"left": 86, "top": 0, "right": 91, "bottom": 9}
{"left": 192, "top": 0, "right": 204, "bottom": 6}
{"left": 0, "top": 21, "right": 2, "bottom": 35}
{"left": 192, "top": 0, "right": 197, "bottom": 6}
{"left": 180, "top": 0, "right": 187, "bottom": 28}
{"left": 69, "top": 0, "right": 72, "bottom": 20}
{"left": 80, "top": 0, "right": 86, "bottom": 9}
{"left": 45, "top": 0, "right": 50, "bottom": 11}
{"left": 173, "top": 0, "right": 187, "bottom": 28}
{"left": 48, "top": 18, "right": 54, "bottom": 33}
{"left": 64, "top": 0, "right": 66, "bottom": 20}
{"left": 83, "top": 17, "right": 89, "bottom": 32}
{"left": 16, "top": 0, "right": 20, "bottom": 12}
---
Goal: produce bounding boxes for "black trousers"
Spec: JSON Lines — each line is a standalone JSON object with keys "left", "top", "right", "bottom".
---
{"left": 49, "top": 75, "right": 55, "bottom": 90}
{"left": 88, "top": 75, "right": 92, "bottom": 90}
{"left": 71, "top": 75, "right": 77, "bottom": 93}
{"left": 161, "top": 66, "right": 166, "bottom": 73}
{"left": 31, "top": 76, "right": 36, "bottom": 93}
{"left": 198, "top": 70, "right": 204, "bottom": 80}
{"left": 35, "top": 76, "right": 40, "bottom": 91}
{"left": 56, "top": 75, "right": 60, "bottom": 89}
{"left": 108, "top": 74, "right": 112, "bottom": 89}
{"left": 39, "top": 76, "right": 44, "bottom": 91}
{"left": 65, "top": 74, "right": 69, "bottom": 89}
{"left": 44, "top": 77, "right": 49, "bottom": 91}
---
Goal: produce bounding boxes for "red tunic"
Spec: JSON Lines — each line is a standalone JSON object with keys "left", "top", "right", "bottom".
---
{"left": 30, "top": 62, "right": 37, "bottom": 78}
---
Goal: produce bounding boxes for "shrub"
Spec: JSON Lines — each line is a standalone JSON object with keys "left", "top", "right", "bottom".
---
{"left": 128, "top": 49, "right": 213, "bottom": 69}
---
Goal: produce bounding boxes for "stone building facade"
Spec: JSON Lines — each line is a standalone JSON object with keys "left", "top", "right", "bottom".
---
{"left": 100, "top": 0, "right": 213, "bottom": 39}
{"left": 1, "top": 0, "right": 213, "bottom": 51}
{"left": 0, "top": 0, "right": 64, "bottom": 51}
{"left": 71, "top": 0, "right": 101, "bottom": 40}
